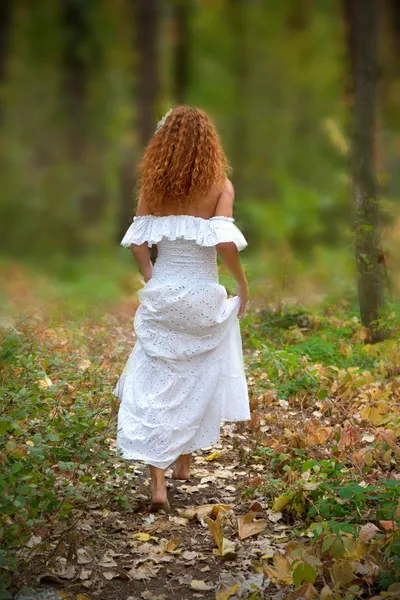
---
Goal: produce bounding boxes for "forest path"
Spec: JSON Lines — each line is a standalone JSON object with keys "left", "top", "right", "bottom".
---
{"left": 11, "top": 296, "right": 294, "bottom": 600}
{"left": 19, "top": 429, "right": 291, "bottom": 600}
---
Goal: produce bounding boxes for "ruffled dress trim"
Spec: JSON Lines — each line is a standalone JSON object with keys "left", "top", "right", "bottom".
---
{"left": 120, "top": 215, "right": 247, "bottom": 252}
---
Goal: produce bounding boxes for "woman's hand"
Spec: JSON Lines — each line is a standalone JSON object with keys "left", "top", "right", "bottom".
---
{"left": 237, "top": 281, "right": 249, "bottom": 315}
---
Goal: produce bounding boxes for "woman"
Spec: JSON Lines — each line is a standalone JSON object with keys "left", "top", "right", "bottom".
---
{"left": 114, "top": 106, "right": 250, "bottom": 511}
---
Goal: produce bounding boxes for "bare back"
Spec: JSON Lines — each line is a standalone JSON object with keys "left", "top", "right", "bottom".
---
{"left": 136, "top": 179, "right": 234, "bottom": 220}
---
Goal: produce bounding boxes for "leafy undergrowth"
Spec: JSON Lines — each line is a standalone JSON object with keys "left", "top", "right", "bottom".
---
{"left": 0, "top": 261, "right": 139, "bottom": 597}
{"left": 1, "top": 261, "right": 400, "bottom": 600}
{"left": 241, "top": 303, "right": 400, "bottom": 599}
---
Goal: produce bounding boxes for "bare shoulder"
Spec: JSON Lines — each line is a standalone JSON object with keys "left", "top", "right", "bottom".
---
{"left": 214, "top": 179, "right": 235, "bottom": 217}
{"left": 135, "top": 191, "right": 150, "bottom": 216}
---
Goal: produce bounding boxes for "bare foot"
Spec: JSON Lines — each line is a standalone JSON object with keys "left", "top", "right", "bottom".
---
{"left": 172, "top": 454, "right": 192, "bottom": 480}
{"left": 149, "top": 465, "right": 169, "bottom": 511}
{"left": 172, "top": 469, "right": 190, "bottom": 481}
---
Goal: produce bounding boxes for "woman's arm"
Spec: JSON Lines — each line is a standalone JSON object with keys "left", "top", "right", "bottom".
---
{"left": 215, "top": 181, "right": 249, "bottom": 315}
{"left": 130, "top": 243, "right": 153, "bottom": 282}
{"left": 130, "top": 191, "right": 153, "bottom": 281}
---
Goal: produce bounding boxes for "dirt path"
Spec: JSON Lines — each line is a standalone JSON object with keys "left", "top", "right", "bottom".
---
{"left": 13, "top": 422, "right": 293, "bottom": 600}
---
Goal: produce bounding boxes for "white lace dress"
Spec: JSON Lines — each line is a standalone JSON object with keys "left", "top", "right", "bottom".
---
{"left": 114, "top": 215, "right": 250, "bottom": 469}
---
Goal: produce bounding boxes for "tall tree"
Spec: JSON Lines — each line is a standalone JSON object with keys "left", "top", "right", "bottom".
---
{"left": 172, "top": 0, "right": 190, "bottom": 105}
{"left": 229, "top": 0, "right": 248, "bottom": 198}
{"left": 118, "top": 0, "right": 160, "bottom": 240}
{"left": 0, "top": 0, "right": 11, "bottom": 124}
{"left": 343, "top": 0, "right": 385, "bottom": 342}
{"left": 62, "top": 0, "right": 88, "bottom": 153}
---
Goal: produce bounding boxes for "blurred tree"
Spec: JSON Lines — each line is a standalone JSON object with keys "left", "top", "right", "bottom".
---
{"left": 118, "top": 0, "right": 160, "bottom": 240}
{"left": 0, "top": 0, "right": 11, "bottom": 124}
{"left": 228, "top": 0, "right": 247, "bottom": 197}
{"left": 172, "top": 0, "right": 190, "bottom": 104}
{"left": 62, "top": 0, "right": 104, "bottom": 237}
{"left": 343, "top": 0, "right": 386, "bottom": 341}
{"left": 136, "top": 0, "right": 160, "bottom": 146}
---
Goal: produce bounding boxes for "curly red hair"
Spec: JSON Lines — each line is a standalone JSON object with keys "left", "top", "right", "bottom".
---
{"left": 138, "top": 106, "right": 230, "bottom": 213}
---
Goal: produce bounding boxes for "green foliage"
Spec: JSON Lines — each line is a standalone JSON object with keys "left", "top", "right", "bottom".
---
{"left": 0, "top": 315, "right": 130, "bottom": 586}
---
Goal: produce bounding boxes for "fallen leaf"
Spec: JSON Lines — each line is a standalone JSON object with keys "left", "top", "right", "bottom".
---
{"left": 52, "top": 558, "right": 76, "bottom": 580}
{"left": 331, "top": 560, "right": 354, "bottom": 587}
{"left": 359, "top": 522, "right": 380, "bottom": 542}
{"left": 272, "top": 493, "right": 293, "bottom": 512}
{"left": 77, "top": 548, "right": 93, "bottom": 565}
{"left": 379, "top": 520, "right": 399, "bottom": 532}
{"left": 166, "top": 538, "right": 180, "bottom": 552}
{"left": 237, "top": 512, "right": 268, "bottom": 539}
{"left": 216, "top": 584, "right": 239, "bottom": 600}
{"left": 79, "top": 569, "right": 92, "bottom": 581}
{"left": 205, "top": 451, "right": 221, "bottom": 462}
{"left": 249, "top": 501, "right": 263, "bottom": 513}
{"left": 182, "top": 550, "right": 198, "bottom": 561}
{"left": 131, "top": 532, "right": 158, "bottom": 542}
{"left": 205, "top": 513, "right": 224, "bottom": 553}
{"left": 263, "top": 553, "right": 293, "bottom": 585}
{"left": 190, "top": 580, "right": 213, "bottom": 591}
{"left": 266, "top": 509, "right": 282, "bottom": 523}
{"left": 180, "top": 504, "right": 231, "bottom": 522}
{"left": 128, "top": 562, "right": 161, "bottom": 580}
{"left": 98, "top": 553, "right": 118, "bottom": 568}
{"left": 38, "top": 376, "right": 52, "bottom": 389}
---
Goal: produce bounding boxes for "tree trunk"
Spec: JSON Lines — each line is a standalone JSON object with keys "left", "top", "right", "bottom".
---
{"left": 347, "top": 0, "right": 385, "bottom": 342}
{"left": 229, "top": 0, "right": 247, "bottom": 199}
{"left": 118, "top": 0, "right": 160, "bottom": 245}
{"left": 135, "top": 0, "right": 160, "bottom": 147}
{"left": 0, "top": 0, "right": 11, "bottom": 125}
{"left": 172, "top": 0, "right": 190, "bottom": 105}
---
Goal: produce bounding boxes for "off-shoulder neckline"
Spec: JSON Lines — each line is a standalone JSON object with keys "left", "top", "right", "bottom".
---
{"left": 133, "top": 214, "right": 234, "bottom": 223}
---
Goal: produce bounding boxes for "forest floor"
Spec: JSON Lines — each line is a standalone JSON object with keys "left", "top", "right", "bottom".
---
{"left": 1, "top": 262, "right": 400, "bottom": 600}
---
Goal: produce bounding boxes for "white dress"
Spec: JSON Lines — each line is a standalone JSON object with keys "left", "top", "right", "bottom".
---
{"left": 114, "top": 215, "right": 250, "bottom": 469}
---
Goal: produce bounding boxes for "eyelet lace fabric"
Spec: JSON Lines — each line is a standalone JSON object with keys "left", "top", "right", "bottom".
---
{"left": 114, "top": 215, "right": 250, "bottom": 469}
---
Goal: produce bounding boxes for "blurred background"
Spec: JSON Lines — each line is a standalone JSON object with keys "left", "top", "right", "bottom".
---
{"left": 0, "top": 0, "right": 399, "bottom": 309}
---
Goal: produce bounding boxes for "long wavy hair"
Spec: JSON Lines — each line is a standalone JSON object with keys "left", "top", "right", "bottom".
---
{"left": 138, "top": 106, "right": 230, "bottom": 213}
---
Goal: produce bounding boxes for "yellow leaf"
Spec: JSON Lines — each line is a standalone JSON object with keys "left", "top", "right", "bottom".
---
{"left": 216, "top": 584, "right": 239, "bottom": 600}
{"left": 26, "top": 440, "right": 34, "bottom": 447}
{"left": 205, "top": 451, "right": 221, "bottom": 462}
{"left": 205, "top": 513, "right": 224, "bottom": 553}
{"left": 132, "top": 532, "right": 158, "bottom": 541}
{"left": 166, "top": 538, "right": 180, "bottom": 552}
{"left": 76, "top": 595, "right": 89, "bottom": 600}
{"left": 272, "top": 493, "right": 293, "bottom": 512}
{"left": 37, "top": 376, "right": 52, "bottom": 389}
{"left": 263, "top": 554, "right": 293, "bottom": 585}
{"left": 237, "top": 512, "right": 268, "bottom": 539}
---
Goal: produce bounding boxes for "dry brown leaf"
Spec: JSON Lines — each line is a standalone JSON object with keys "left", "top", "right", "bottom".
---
{"left": 180, "top": 503, "right": 231, "bottom": 521}
{"left": 359, "top": 522, "right": 380, "bottom": 542}
{"left": 98, "top": 553, "right": 118, "bottom": 568}
{"left": 263, "top": 553, "right": 293, "bottom": 585}
{"left": 182, "top": 550, "right": 198, "bottom": 561}
{"left": 128, "top": 562, "right": 161, "bottom": 580}
{"left": 379, "top": 520, "right": 399, "bottom": 532}
{"left": 237, "top": 511, "right": 268, "bottom": 540}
